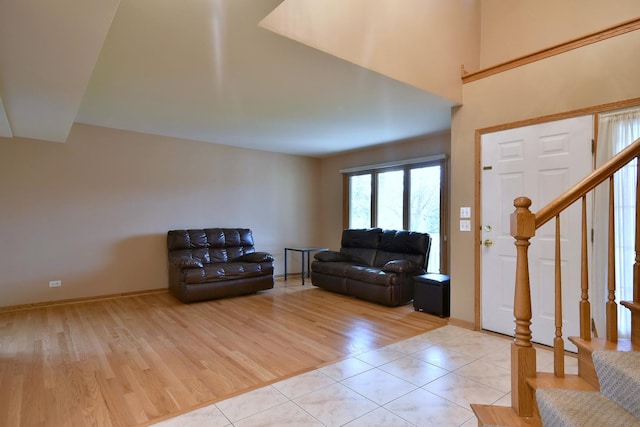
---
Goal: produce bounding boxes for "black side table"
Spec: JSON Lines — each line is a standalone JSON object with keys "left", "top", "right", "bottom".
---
{"left": 413, "top": 273, "right": 450, "bottom": 318}
{"left": 284, "top": 247, "right": 328, "bottom": 285}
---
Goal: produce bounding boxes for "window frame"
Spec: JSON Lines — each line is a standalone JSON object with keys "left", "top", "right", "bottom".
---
{"left": 342, "top": 157, "right": 448, "bottom": 273}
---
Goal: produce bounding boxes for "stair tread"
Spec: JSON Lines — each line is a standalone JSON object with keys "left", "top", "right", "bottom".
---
{"left": 527, "top": 372, "right": 597, "bottom": 391}
{"left": 593, "top": 350, "right": 640, "bottom": 419}
{"left": 567, "top": 337, "right": 638, "bottom": 389}
{"left": 471, "top": 404, "right": 541, "bottom": 427}
{"left": 569, "top": 336, "right": 640, "bottom": 352}
{"left": 536, "top": 388, "right": 640, "bottom": 427}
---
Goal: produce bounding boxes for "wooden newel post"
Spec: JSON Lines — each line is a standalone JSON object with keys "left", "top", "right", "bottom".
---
{"left": 510, "top": 197, "right": 537, "bottom": 417}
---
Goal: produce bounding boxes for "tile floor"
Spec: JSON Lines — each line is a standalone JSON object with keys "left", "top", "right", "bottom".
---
{"left": 151, "top": 322, "right": 578, "bottom": 427}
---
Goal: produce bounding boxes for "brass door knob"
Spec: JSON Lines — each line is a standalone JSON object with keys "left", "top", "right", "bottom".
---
{"left": 483, "top": 239, "right": 493, "bottom": 247}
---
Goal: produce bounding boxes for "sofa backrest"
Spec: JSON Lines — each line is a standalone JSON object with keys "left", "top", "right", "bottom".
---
{"left": 373, "top": 229, "right": 431, "bottom": 268}
{"left": 339, "top": 228, "right": 431, "bottom": 269}
{"left": 167, "top": 228, "right": 256, "bottom": 264}
{"left": 340, "top": 228, "right": 382, "bottom": 266}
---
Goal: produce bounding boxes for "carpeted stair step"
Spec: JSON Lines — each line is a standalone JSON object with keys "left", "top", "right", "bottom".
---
{"left": 536, "top": 388, "right": 640, "bottom": 427}
{"left": 592, "top": 350, "right": 640, "bottom": 419}
{"left": 568, "top": 337, "right": 639, "bottom": 389}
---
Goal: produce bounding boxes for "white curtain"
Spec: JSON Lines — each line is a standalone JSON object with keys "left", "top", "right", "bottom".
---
{"left": 593, "top": 107, "right": 640, "bottom": 338}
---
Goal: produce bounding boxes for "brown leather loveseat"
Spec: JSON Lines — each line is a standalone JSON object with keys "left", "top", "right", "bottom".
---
{"left": 311, "top": 228, "right": 431, "bottom": 307}
{"left": 167, "top": 228, "right": 274, "bottom": 303}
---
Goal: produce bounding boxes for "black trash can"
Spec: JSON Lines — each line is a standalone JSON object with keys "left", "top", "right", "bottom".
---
{"left": 413, "top": 273, "right": 450, "bottom": 318}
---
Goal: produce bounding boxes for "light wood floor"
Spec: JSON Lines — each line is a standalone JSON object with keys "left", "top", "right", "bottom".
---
{"left": 0, "top": 278, "right": 446, "bottom": 427}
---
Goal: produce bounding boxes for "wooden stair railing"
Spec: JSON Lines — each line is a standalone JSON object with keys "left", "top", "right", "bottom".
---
{"left": 509, "top": 135, "right": 640, "bottom": 419}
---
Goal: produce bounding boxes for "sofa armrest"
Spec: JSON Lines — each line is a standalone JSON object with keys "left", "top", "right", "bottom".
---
{"left": 172, "top": 257, "right": 204, "bottom": 269}
{"left": 234, "top": 252, "right": 275, "bottom": 263}
{"left": 314, "top": 250, "right": 350, "bottom": 262}
{"left": 382, "top": 259, "right": 422, "bottom": 274}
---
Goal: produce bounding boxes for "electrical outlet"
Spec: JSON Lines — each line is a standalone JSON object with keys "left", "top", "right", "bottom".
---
{"left": 460, "top": 207, "right": 471, "bottom": 218}
{"left": 459, "top": 220, "right": 471, "bottom": 232}
{"left": 49, "top": 280, "right": 62, "bottom": 288}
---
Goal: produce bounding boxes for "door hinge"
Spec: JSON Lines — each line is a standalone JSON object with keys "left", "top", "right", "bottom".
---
{"left": 592, "top": 139, "right": 595, "bottom": 154}
{"left": 591, "top": 228, "right": 594, "bottom": 243}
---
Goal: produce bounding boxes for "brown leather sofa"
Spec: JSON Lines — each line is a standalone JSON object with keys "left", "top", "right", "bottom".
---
{"left": 167, "top": 228, "right": 274, "bottom": 303}
{"left": 311, "top": 228, "right": 431, "bottom": 307}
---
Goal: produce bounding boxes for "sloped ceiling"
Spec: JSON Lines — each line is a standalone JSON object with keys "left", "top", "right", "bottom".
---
{"left": 0, "top": 0, "right": 120, "bottom": 141}
{"left": 0, "top": 0, "right": 465, "bottom": 157}
{"left": 260, "top": 0, "right": 480, "bottom": 104}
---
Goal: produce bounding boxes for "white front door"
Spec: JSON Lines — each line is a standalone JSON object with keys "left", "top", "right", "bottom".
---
{"left": 481, "top": 116, "right": 593, "bottom": 349}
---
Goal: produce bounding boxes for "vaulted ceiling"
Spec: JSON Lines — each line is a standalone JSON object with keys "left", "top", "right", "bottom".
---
{"left": 0, "top": 0, "right": 466, "bottom": 157}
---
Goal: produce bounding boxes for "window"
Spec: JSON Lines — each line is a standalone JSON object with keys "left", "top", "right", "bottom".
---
{"left": 409, "top": 165, "right": 442, "bottom": 272}
{"left": 344, "top": 157, "right": 447, "bottom": 273}
{"left": 377, "top": 170, "right": 404, "bottom": 230}
{"left": 594, "top": 106, "right": 640, "bottom": 338}
{"left": 349, "top": 174, "right": 372, "bottom": 229}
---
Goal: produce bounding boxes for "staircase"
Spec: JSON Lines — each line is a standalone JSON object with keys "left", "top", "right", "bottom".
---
{"left": 472, "top": 136, "right": 640, "bottom": 426}
{"left": 536, "top": 350, "right": 640, "bottom": 426}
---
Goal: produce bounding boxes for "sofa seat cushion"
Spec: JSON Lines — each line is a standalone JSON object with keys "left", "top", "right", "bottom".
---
{"left": 183, "top": 262, "right": 271, "bottom": 284}
{"left": 311, "top": 261, "right": 353, "bottom": 277}
{"left": 345, "top": 265, "right": 397, "bottom": 286}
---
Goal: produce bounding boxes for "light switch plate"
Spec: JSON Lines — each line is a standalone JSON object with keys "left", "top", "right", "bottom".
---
{"left": 460, "top": 207, "right": 471, "bottom": 218}
{"left": 460, "top": 220, "right": 471, "bottom": 231}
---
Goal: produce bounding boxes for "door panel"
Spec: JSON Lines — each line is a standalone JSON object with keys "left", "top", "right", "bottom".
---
{"left": 481, "top": 116, "right": 593, "bottom": 349}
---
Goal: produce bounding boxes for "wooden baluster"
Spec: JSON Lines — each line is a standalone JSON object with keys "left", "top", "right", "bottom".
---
{"left": 580, "top": 196, "right": 591, "bottom": 340}
{"left": 636, "top": 156, "right": 640, "bottom": 304}
{"left": 554, "top": 214, "right": 565, "bottom": 377}
{"left": 510, "top": 197, "right": 536, "bottom": 417}
{"left": 633, "top": 157, "right": 640, "bottom": 345}
{"left": 607, "top": 176, "right": 618, "bottom": 342}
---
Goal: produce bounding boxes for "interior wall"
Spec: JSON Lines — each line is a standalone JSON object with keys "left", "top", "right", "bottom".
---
{"left": 480, "top": 0, "right": 640, "bottom": 68}
{"left": 0, "top": 124, "right": 320, "bottom": 307}
{"left": 318, "top": 131, "right": 451, "bottom": 251}
{"left": 450, "top": 29, "right": 640, "bottom": 324}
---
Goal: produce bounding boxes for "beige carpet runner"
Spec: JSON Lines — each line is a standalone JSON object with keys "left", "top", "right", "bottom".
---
{"left": 536, "top": 350, "right": 640, "bottom": 426}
